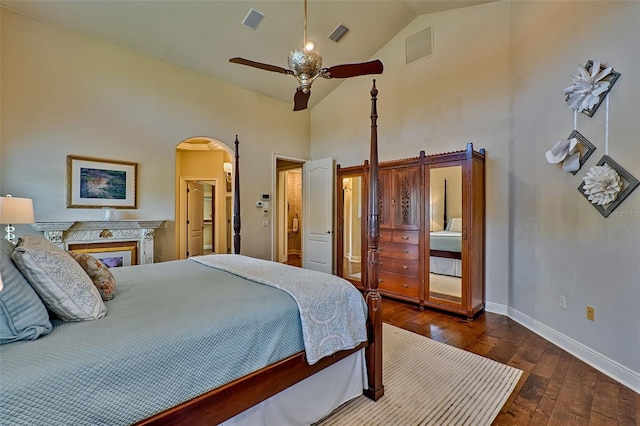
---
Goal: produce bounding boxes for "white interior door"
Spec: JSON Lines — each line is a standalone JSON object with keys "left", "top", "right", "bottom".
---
{"left": 302, "top": 157, "right": 333, "bottom": 273}
{"left": 187, "top": 181, "right": 204, "bottom": 257}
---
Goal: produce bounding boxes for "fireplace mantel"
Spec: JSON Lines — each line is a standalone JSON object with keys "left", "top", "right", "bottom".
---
{"left": 32, "top": 220, "right": 165, "bottom": 265}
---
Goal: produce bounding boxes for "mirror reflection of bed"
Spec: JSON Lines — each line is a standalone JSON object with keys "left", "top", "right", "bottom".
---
{"left": 342, "top": 175, "right": 362, "bottom": 283}
{"left": 429, "top": 165, "right": 462, "bottom": 304}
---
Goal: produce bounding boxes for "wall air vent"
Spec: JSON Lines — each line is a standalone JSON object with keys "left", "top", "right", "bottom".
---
{"left": 405, "top": 26, "right": 433, "bottom": 65}
{"left": 242, "top": 8, "right": 265, "bottom": 30}
{"left": 328, "top": 23, "right": 350, "bottom": 43}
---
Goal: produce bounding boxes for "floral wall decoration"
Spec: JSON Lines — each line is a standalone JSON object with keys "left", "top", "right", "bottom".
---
{"left": 545, "top": 131, "right": 596, "bottom": 174}
{"left": 563, "top": 60, "right": 620, "bottom": 117}
{"left": 578, "top": 156, "right": 639, "bottom": 218}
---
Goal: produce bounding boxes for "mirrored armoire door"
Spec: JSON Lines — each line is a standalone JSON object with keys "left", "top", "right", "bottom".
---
{"left": 336, "top": 164, "right": 367, "bottom": 290}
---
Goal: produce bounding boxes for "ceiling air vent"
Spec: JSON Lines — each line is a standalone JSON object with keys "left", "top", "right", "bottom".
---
{"left": 405, "top": 26, "right": 433, "bottom": 65}
{"left": 328, "top": 23, "right": 350, "bottom": 43}
{"left": 242, "top": 8, "right": 265, "bottom": 30}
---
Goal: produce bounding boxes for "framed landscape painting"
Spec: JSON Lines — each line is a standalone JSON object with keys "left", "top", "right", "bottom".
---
{"left": 72, "top": 246, "right": 136, "bottom": 268}
{"left": 67, "top": 155, "right": 137, "bottom": 208}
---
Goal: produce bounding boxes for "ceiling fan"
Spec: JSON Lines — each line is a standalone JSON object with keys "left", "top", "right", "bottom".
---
{"left": 229, "top": 0, "right": 383, "bottom": 111}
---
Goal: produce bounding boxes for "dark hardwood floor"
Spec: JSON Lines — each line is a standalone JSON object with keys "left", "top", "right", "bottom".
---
{"left": 285, "top": 254, "right": 302, "bottom": 267}
{"left": 382, "top": 298, "right": 639, "bottom": 425}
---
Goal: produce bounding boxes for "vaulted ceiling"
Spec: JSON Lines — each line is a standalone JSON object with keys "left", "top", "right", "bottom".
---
{"left": 1, "top": 0, "right": 494, "bottom": 109}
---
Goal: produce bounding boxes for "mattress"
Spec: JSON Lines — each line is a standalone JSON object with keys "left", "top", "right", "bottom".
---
{"left": 0, "top": 259, "right": 306, "bottom": 426}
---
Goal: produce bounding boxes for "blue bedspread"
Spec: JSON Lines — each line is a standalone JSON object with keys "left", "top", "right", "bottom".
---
{"left": 430, "top": 231, "right": 462, "bottom": 252}
{"left": 192, "top": 255, "right": 368, "bottom": 365}
{"left": 0, "top": 259, "right": 305, "bottom": 426}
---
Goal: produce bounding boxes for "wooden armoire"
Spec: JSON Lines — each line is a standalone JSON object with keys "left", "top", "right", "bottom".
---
{"left": 336, "top": 143, "right": 485, "bottom": 319}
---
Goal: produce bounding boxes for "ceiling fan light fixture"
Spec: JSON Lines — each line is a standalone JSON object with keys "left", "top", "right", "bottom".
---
{"left": 288, "top": 48, "right": 322, "bottom": 78}
{"left": 229, "top": 0, "right": 382, "bottom": 111}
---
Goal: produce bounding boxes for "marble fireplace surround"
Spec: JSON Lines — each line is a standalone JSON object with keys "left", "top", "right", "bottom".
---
{"left": 32, "top": 220, "right": 164, "bottom": 265}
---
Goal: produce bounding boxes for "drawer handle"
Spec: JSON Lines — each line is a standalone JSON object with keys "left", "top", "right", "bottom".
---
{"left": 402, "top": 265, "right": 409, "bottom": 270}
{"left": 401, "top": 236, "right": 409, "bottom": 240}
{"left": 401, "top": 250, "right": 409, "bottom": 254}
{"left": 402, "top": 284, "right": 409, "bottom": 288}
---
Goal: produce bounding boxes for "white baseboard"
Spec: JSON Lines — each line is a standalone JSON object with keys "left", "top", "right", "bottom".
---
{"left": 484, "top": 301, "right": 508, "bottom": 316}
{"left": 486, "top": 303, "right": 639, "bottom": 393}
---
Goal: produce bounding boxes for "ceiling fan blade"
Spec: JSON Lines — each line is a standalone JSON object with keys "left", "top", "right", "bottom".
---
{"left": 322, "top": 59, "right": 384, "bottom": 79}
{"left": 293, "top": 88, "right": 311, "bottom": 111}
{"left": 229, "top": 57, "right": 293, "bottom": 75}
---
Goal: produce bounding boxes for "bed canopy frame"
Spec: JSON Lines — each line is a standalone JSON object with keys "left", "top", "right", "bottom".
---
{"left": 137, "top": 80, "right": 383, "bottom": 425}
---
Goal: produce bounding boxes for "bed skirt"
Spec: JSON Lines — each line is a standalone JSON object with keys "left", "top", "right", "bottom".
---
{"left": 221, "top": 349, "right": 367, "bottom": 426}
{"left": 430, "top": 256, "right": 461, "bottom": 277}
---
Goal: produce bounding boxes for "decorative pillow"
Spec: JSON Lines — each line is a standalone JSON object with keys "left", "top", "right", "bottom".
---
{"left": 447, "top": 218, "right": 462, "bottom": 232}
{"left": 0, "top": 238, "right": 52, "bottom": 343}
{"left": 68, "top": 251, "right": 116, "bottom": 301}
{"left": 11, "top": 235, "right": 106, "bottom": 321}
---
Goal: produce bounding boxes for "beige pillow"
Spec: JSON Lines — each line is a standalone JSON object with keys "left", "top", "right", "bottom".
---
{"left": 68, "top": 251, "right": 116, "bottom": 301}
{"left": 11, "top": 235, "right": 106, "bottom": 321}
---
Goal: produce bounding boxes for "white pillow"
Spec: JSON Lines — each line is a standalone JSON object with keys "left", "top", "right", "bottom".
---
{"left": 12, "top": 235, "right": 106, "bottom": 321}
{"left": 447, "top": 218, "right": 462, "bottom": 232}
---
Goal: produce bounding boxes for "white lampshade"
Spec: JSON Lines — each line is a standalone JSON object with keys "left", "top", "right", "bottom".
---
{"left": 223, "top": 162, "right": 233, "bottom": 174}
{"left": 0, "top": 195, "right": 35, "bottom": 243}
{"left": 0, "top": 196, "right": 35, "bottom": 224}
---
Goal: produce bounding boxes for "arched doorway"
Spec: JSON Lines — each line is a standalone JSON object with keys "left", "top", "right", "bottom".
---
{"left": 175, "top": 137, "right": 234, "bottom": 259}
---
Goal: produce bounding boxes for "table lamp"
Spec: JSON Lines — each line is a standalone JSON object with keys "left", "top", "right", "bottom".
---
{"left": 0, "top": 195, "right": 35, "bottom": 244}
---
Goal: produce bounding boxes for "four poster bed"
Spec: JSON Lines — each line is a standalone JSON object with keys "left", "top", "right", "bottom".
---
{"left": 0, "top": 82, "right": 384, "bottom": 425}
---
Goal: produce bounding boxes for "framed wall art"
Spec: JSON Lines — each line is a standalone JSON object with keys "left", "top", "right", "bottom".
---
{"left": 67, "top": 155, "right": 137, "bottom": 208}
{"left": 564, "top": 60, "right": 620, "bottom": 117}
{"left": 568, "top": 130, "right": 596, "bottom": 175}
{"left": 578, "top": 155, "right": 639, "bottom": 218}
{"left": 75, "top": 246, "right": 136, "bottom": 268}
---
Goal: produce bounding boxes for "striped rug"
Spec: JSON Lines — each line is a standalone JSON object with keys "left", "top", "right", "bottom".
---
{"left": 316, "top": 323, "right": 522, "bottom": 426}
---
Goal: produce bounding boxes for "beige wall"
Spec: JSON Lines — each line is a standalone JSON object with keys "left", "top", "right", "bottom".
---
{"left": 0, "top": 9, "right": 310, "bottom": 261}
{"left": 311, "top": 1, "right": 639, "bottom": 388}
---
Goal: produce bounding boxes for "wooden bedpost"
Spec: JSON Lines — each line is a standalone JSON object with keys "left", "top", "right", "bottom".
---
{"left": 233, "top": 135, "right": 241, "bottom": 254}
{"left": 364, "top": 80, "right": 384, "bottom": 401}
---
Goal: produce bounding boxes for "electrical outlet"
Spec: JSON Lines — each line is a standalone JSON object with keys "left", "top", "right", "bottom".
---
{"left": 559, "top": 295, "right": 566, "bottom": 309}
{"left": 586, "top": 306, "right": 595, "bottom": 321}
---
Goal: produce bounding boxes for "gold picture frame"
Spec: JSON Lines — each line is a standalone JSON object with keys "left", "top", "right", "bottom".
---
{"left": 69, "top": 245, "right": 137, "bottom": 268}
{"left": 67, "top": 155, "right": 137, "bottom": 209}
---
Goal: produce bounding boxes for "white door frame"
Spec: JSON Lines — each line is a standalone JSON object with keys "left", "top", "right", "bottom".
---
{"left": 271, "top": 153, "right": 307, "bottom": 262}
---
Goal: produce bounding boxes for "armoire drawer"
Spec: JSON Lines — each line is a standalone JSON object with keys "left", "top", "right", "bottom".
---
{"left": 379, "top": 230, "right": 393, "bottom": 243}
{"left": 391, "top": 230, "right": 419, "bottom": 245}
{"left": 379, "top": 241, "right": 419, "bottom": 259}
{"left": 379, "top": 256, "right": 419, "bottom": 277}
{"left": 379, "top": 272, "right": 419, "bottom": 298}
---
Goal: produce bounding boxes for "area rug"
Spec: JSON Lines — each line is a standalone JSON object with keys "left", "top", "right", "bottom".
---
{"left": 315, "top": 323, "right": 522, "bottom": 426}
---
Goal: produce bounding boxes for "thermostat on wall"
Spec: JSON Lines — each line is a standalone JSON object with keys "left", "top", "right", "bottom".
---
{"left": 261, "top": 194, "right": 271, "bottom": 201}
